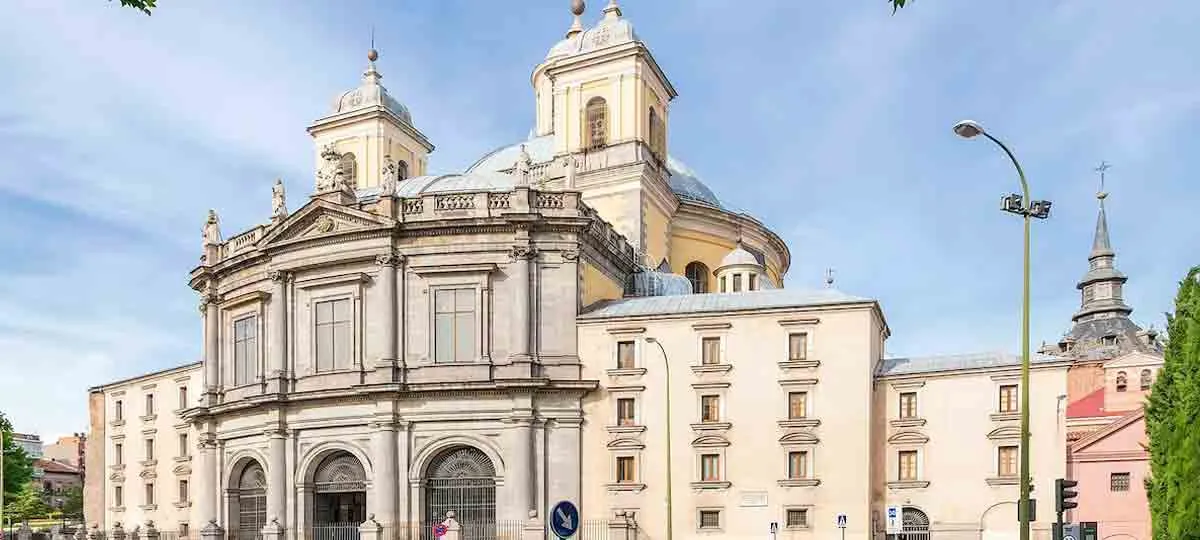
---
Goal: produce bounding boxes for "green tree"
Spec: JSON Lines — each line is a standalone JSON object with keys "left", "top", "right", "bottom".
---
{"left": 1146, "top": 266, "right": 1200, "bottom": 540}
{"left": 890, "top": 0, "right": 909, "bottom": 12}
{"left": 61, "top": 485, "right": 84, "bottom": 518}
{"left": 1, "top": 412, "right": 33, "bottom": 504}
{"left": 111, "top": 0, "right": 156, "bottom": 15}
{"left": 2, "top": 484, "right": 51, "bottom": 522}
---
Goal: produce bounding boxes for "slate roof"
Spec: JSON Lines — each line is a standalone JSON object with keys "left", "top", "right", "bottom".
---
{"left": 579, "top": 288, "right": 872, "bottom": 319}
{"left": 876, "top": 351, "right": 1065, "bottom": 377}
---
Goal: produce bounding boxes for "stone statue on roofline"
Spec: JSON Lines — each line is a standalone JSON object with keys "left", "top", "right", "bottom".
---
{"left": 315, "top": 144, "right": 342, "bottom": 192}
{"left": 515, "top": 144, "right": 532, "bottom": 187}
{"left": 271, "top": 178, "right": 287, "bottom": 221}
{"left": 203, "top": 209, "right": 221, "bottom": 246}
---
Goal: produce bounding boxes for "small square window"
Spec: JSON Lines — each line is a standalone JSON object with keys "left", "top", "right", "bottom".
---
{"left": 788, "top": 392, "right": 807, "bottom": 419}
{"left": 616, "top": 341, "right": 636, "bottom": 369}
{"left": 701, "top": 337, "right": 721, "bottom": 365}
{"left": 701, "top": 395, "right": 721, "bottom": 423}
{"left": 700, "top": 454, "right": 721, "bottom": 481}
{"left": 899, "top": 392, "right": 918, "bottom": 419}
{"left": 699, "top": 510, "right": 721, "bottom": 529}
{"left": 786, "top": 509, "right": 808, "bottom": 528}
{"left": 616, "top": 456, "right": 636, "bottom": 483}
{"left": 788, "top": 333, "right": 808, "bottom": 361}
{"left": 1111, "top": 472, "right": 1131, "bottom": 492}
{"left": 617, "top": 398, "right": 636, "bottom": 426}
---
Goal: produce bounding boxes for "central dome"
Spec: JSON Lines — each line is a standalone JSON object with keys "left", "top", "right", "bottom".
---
{"left": 466, "top": 135, "right": 725, "bottom": 209}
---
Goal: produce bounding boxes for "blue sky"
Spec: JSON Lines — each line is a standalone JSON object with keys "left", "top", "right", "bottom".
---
{"left": 1, "top": 1, "right": 1197, "bottom": 438}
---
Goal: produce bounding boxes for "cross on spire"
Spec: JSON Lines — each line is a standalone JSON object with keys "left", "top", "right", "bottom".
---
{"left": 1094, "top": 160, "right": 1111, "bottom": 200}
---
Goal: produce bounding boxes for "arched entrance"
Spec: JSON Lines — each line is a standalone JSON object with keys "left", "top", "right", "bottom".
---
{"left": 899, "top": 507, "right": 931, "bottom": 540}
{"left": 422, "top": 446, "right": 496, "bottom": 540}
{"left": 311, "top": 452, "right": 367, "bottom": 540}
{"left": 236, "top": 463, "right": 267, "bottom": 540}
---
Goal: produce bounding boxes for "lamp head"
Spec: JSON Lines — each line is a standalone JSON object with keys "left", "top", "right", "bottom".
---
{"left": 644, "top": 337, "right": 658, "bottom": 344}
{"left": 953, "top": 120, "right": 985, "bottom": 139}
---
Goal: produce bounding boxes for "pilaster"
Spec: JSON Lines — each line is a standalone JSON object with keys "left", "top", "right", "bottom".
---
{"left": 200, "top": 289, "right": 221, "bottom": 405}
{"left": 505, "top": 415, "right": 536, "bottom": 519}
{"left": 194, "top": 434, "right": 220, "bottom": 527}
{"left": 265, "top": 428, "right": 288, "bottom": 533}
{"left": 266, "top": 271, "right": 289, "bottom": 394}
{"left": 370, "top": 253, "right": 402, "bottom": 384}
{"left": 369, "top": 417, "right": 399, "bottom": 526}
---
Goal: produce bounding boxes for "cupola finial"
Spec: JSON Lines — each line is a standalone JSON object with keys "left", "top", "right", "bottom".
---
{"left": 603, "top": 0, "right": 622, "bottom": 19}
{"left": 567, "top": 0, "right": 585, "bottom": 38}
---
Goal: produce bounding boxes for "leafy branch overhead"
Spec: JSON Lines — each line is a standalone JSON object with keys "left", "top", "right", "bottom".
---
{"left": 891, "top": 0, "right": 909, "bottom": 12}
{"left": 113, "top": 0, "right": 156, "bottom": 15}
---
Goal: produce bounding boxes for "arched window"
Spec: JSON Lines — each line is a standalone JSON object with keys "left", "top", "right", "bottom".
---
{"left": 585, "top": 97, "right": 608, "bottom": 149}
{"left": 1140, "top": 369, "right": 1153, "bottom": 391}
{"left": 424, "top": 446, "right": 496, "bottom": 538}
{"left": 311, "top": 452, "right": 367, "bottom": 530}
{"left": 339, "top": 152, "right": 358, "bottom": 188}
{"left": 1116, "top": 371, "right": 1127, "bottom": 392}
{"left": 899, "top": 507, "right": 930, "bottom": 540}
{"left": 237, "top": 463, "right": 267, "bottom": 538}
{"left": 398, "top": 160, "right": 409, "bottom": 181}
{"left": 684, "top": 262, "right": 710, "bottom": 293}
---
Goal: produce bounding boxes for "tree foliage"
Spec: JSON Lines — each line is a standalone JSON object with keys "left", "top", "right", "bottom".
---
{"left": 111, "top": 0, "right": 156, "bottom": 15}
{"left": 891, "top": 0, "right": 909, "bottom": 12}
{"left": 1146, "top": 266, "right": 1200, "bottom": 540}
{"left": 1, "top": 412, "right": 33, "bottom": 504}
{"left": 2, "top": 484, "right": 50, "bottom": 522}
{"left": 62, "top": 485, "right": 84, "bottom": 518}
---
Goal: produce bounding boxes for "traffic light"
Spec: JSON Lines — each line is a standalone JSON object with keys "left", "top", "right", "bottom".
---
{"left": 1056, "top": 478, "right": 1079, "bottom": 513}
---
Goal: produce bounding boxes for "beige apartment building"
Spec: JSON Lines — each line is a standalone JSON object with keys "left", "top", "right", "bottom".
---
{"left": 81, "top": 3, "right": 1154, "bottom": 540}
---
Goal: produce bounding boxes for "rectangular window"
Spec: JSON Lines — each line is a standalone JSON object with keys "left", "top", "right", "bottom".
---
{"left": 178, "top": 433, "right": 189, "bottom": 457}
{"left": 898, "top": 450, "right": 918, "bottom": 481}
{"left": 114, "top": 486, "right": 123, "bottom": 507}
{"left": 749, "top": 274, "right": 758, "bottom": 291}
{"left": 788, "top": 451, "right": 809, "bottom": 479}
{"left": 701, "top": 337, "right": 721, "bottom": 365}
{"left": 616, "top": 341, "right": 636, "bottom": 369}
{"left": 434, "top": 289, "right": 476, "bottom": 363}
{"left": 701, "top": 395, "right": 721, "bottom": 423}
{"left": 233, "top": 315, "right": 259, "bottom": 385}
{"left": 179, "top": 479, "right": 189, "bottom": 502}
{"left": 144, "top": 438, "right": 154, "bottom": 461}
{"left": 719, "top": 276, "right": 727, "bottom": 292}
{"left": 700, "top": 454, "right": 721, "bottom": 481}
{"left": 699, "top": 510, "right": 721, "bottom": 529}
{"left": 616, "top": 456, "right": 635, "bottom": 483}
{"left": 1111, "top": 472, "right": 1131, "bottom": 492}
{"left": 786, "top": 509, "right": 808, "bottom": 528}
{"left": 788, "top": 392, "right": 807, "bottom": 419}
{"left": 145, "top": 393, "right": 154, "bottom": 416}
{"left": 114, "top": 443, "right": 123, "bottom": 465}
{"left": 732, "top": 274, "right": 743, "bottom": 292}
{"left": 788, "top": 333, "right": 808, "bottom": 361}
{"left": 145, "top": 482, "right": 154, "bottom": 506}
{"left": 178, "top": 386, "right": 188, "bottom": 409}
{"left": 999, "top": 384, "right": 1018, "bottom": 413}
{"left": 899, "top": 392, "right": 918, "bottom": 419}
{"left": 617, "top": 398, "right": 636, "bottom": 426}
{"left": 998, "top": 446, "right": 1018, "bottom": 477}
{"left": 315, "top": 298, "right": 352, "bottom": 371}
{"left": 115, "top": 400, "right": 123, "bottom": 421}
{"left": 180, "top": 524, "right": 189, "bottom": 540}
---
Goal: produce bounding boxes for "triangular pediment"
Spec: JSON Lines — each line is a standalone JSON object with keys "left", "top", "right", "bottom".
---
{"left": 887, "top": 430, "right": 929, "bottom": 445}
{"left": 778, "top": 431, "right": 820, "bottom": 446}
{"left": 260, "top": 199, "right": 394, "bottom": 248}
{"left": 1072, "top": 409, "right": 1147, "bottom": 453}
{"left": 1105, "top": 351, "right": 1163, "bottom": 369}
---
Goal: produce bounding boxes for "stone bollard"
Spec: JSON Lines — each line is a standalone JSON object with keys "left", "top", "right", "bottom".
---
{"left": 260, "top": 517, "right": 284, "bottom": 540}
{"left": 441, "top": 511, "right": 461, "bottom": 540}
{"left": 143, "top": 522, "right": 158, "bottom": 540}
{"left": 74, "top": 526, "right": 88, "bottom": 540}
{"left": 17, "top": 523, "right": 33, "bottom": 540}
{"left": 358, "top": 515, "right": 382, "bottom": 540}
{"left": 87, "top": 524, "right": 102, "bottom": 540}
{"left": 607, "top": 511, "right": 635, "bottom": 540}
{"left": 127, "top": 525, "right": 140, "bottom": 540}
{"left": 199, "top": 520, "right": 223, "bottom": 540}
{"left": 522, "top": 510, "right": 544, "bottom": 540}
{"left": 110, "top": 523, "right": 126, "bottom": 540}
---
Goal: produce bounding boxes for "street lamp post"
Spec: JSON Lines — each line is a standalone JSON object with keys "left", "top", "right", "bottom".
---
{"left": 954, "top": 120, "right": 1051, "bottom": 540}
{"left": 644, "top": 337, "right": 674, "bottom": 540}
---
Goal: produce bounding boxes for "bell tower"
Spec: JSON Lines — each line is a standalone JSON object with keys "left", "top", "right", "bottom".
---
{"left": 307, "top": 49, "right": 434, "bottom": 194}
{"left": 531, "top": 1, "right": 679, "bottom": 266}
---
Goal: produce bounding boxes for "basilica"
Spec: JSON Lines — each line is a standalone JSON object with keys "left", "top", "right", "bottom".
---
{"left": 84, "top": 3, "right": 1163, "bottom": 540}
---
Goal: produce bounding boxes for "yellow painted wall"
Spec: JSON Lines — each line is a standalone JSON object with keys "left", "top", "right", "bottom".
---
{"left": 669, "top": 229, "right": 733, "bottom": 284}
{"left": 643, "top": 196, "right": 672, "bottom": 267}
{"left": 581, "top": 261, "right": 625, "bottom": 308}
{"left": 312, "top": 118, "right": 429, "bottom": 190}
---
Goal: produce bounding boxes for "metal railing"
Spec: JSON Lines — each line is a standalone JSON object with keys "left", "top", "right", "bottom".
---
{"left": 305, "top": 523, "right": 359, "bottom": 540}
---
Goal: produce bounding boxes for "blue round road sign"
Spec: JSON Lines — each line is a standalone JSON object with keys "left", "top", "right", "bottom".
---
{"left": 550, "top": 500, "right": 580, "bottom": 538}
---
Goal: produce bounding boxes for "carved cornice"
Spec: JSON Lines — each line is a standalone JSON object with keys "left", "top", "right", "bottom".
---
{"left": 375, "top": 252, "right": 404, "bottom": 267}
{"left": 561, "top": 249, "right": 580, "bottom": 261}
{"left": 268, "top": 270, "right": 291, "bottom": 283}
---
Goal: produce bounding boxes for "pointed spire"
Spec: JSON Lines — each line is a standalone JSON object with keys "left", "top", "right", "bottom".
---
{"left": 567, "top": 0, "right": 586, "bottom": 38}
{"left": 1090, "top": 161, "right": 1114, "bottom": 259}
{"left": 603, "top": 0, "right": 622, "bottom": 19}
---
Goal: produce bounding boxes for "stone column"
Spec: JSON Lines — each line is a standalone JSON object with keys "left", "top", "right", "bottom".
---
{"left": 267, "top": 271, "right": 288, "bottom": 393}
{"left": 509, "top": 245, "right": 535, "bottom": 361}
{"left": 201, "top": 290, "right": 221, "bottom": 402}
{"left": 194, "top": 434, "right": 221, "bottom": 531}
{"left": 370, "top": 420, "right": 399, "bottom": 527}
{"left": 265, "top": 429, "right": 288, "bottom": 534}
{"left": 374, "top": 253, "right": 400, "bottom": 379}
{"left": 507, "top": 417, "right": 534, "bottom": 519}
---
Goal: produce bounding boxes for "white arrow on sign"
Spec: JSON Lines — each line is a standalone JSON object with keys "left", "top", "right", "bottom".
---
{"left": 556, "top": 507, "right": 574, "bottom": 530}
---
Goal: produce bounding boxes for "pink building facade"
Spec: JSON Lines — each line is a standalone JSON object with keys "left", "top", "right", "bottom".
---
{"left": 1067, "top": 412, "right": 1150, "bottom": 540}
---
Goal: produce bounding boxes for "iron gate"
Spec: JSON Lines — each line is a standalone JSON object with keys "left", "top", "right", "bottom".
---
{"left": 422, "top": 447, "right": 496, "bottom": 540}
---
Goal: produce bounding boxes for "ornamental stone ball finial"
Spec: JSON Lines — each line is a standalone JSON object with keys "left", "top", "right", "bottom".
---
{"left": 572, "top": 0, "right": 585, "bottom": 16}
{"left": 367, "top": 48, "right": 378, "bottom": 62}
{"left": 567, "top": 0, "right": 585, "bottom": 38}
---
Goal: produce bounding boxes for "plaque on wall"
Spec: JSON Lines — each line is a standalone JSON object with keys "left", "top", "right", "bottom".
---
{"left": 739, "top": 490, "right": 768, "bottom": 507}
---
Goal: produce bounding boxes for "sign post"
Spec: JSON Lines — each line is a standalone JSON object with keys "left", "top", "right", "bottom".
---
{"left": 886, "top": 506, "right": 901, "bottom": 535}
{"left": 769, "top": 522, "right": 778, "bottom": 540}
{"left": 837, "top": 513, "right": 848, "bottom": 540}
{"left": 550, "top": 501, "right": 580, "bottom": 540}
